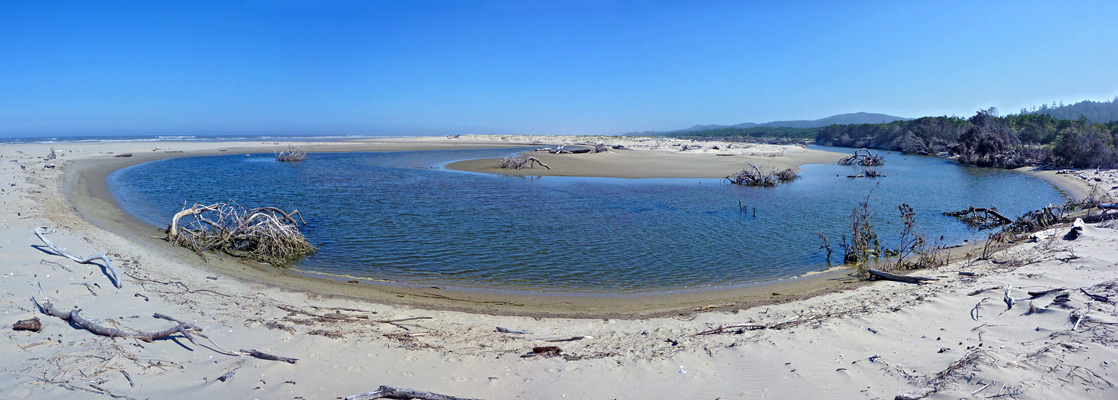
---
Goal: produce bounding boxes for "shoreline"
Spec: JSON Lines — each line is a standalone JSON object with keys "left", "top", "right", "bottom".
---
{"left": 64, "top": 137, "right": 856, "bottom": 318}
{"left": 2, "top": 137, "right": 1116, "bottom": 399}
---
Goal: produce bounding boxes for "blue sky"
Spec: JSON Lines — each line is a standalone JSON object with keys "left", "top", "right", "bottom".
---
{"left": 1, "top": 1, "right": 1116, "bottom": 137}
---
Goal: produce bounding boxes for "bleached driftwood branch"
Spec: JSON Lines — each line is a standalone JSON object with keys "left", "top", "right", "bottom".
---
{"left": 345, "top": 385, "right": 483, "bottom": 400}
{"left": 34, "top": 227, "right": 121, "bottom": 288}
{"left": 34, "top": 297, "right": 199, "bottom": 342}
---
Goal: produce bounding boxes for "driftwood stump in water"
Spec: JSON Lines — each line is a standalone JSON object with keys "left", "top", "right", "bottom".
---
{"left": 275, "top": 145, "right": 307, "bottom": 162}
{"left": 838, "top": 148, "right": 884, "bottom": 166}
{"left": 725, "top": 164, "right": 797, "bottom": 187}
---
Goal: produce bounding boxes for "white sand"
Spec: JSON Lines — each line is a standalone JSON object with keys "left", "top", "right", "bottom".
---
{"left": 1, "top": 138, "right": 1116, "bottom": 399}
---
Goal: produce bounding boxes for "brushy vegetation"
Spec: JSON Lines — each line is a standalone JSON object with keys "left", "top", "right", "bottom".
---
{"left": 830, "top": 195, "right": 947, "bottom": 278}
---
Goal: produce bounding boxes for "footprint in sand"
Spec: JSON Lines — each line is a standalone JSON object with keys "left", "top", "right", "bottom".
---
{"left": 453, "top": 376, "right": 469, "bottom": 382}
{"left": 405, "top": 355, "right": 419, "bottom": 361}
{"left": 365, "top": 352, "right": 377, "bottom": 358}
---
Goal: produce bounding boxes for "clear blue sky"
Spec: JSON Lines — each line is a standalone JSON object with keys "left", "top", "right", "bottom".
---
{"left": 2, "top": 1, "right": 1116, "bottom": 137}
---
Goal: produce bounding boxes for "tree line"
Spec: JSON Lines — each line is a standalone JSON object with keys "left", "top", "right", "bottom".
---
{"left": 815, "top": 109, "right": 1118, "bottom": 169}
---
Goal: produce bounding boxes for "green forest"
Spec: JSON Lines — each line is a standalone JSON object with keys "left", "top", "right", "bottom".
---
{"left": 815, "top": 110, "right": 1118, "bottom": 168}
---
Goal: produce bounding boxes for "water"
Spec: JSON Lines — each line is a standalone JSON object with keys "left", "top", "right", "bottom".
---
{"left": 107, "top": 148, "right": 1066, "bottom": 293}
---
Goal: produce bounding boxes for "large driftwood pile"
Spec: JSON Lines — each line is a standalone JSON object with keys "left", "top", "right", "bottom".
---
{"left": 495, "top": 155, "right": 551, "bottom": 170}
{"left": 725, "top": 164, "right": 797, "bottom": 187}
{"left": 838, "top": 148, "right": 884, "bottom": 166}
{"left": 167, "top": 203, "right": 315, "bottom": 265}
{"left": 275, "top": 145, "right": 307, "bottom": 162}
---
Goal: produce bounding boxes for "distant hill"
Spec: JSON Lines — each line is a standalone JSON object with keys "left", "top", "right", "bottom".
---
{"left": 1020, "top": 98, "right": 1118, "bottom": 123}
{"left": 675, "top": 112, "right": 909, "bottom": 133}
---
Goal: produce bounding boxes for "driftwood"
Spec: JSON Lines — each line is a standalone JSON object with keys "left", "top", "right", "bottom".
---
{"left": 725, "top": 164, "right": 797, "bottom": 187}
{"left": 536, "top": 145, "right": 593, "bottom": 154}
{"left": 838, "top": 148, "right": 883, "bottom": 166}
{"left": 13, "top": 317, "right": 42, "bottom": 332}
{"left": 495, "top": 156, "right": 551, "bottom": 170}
{"left": 1027, "top": 288, "right": 1066, "bottom": 298}
{"left": 867, "top": 269, "right": 937, "bottom": 284}
{"left": 275, "top": 145, "right": 306, "bottom": 162}
{"left": 696, "top": 315, "right": 821, "bottom": 335}
{"left": 167, "top": 203, "right": 315, "bottom": 265}
{"left": 240, "top": 348, "right": 298, "bottom": 364}
{"left": 34, "top": 227, "right": 121, "bottom": 288}
{"left": 496, "top": 326, "right": 530, "bottom": 334}
{"left": 1006, "top": 205, "right": 1065, "bottom": 234}
{"left": 1080, "top": 288, "right": 1110, "bottom": 302}
{"left": 943, "top": 206, "right": 1012, "bottom": 228}
{"left": 346, "top": 385, "right": 482, "bottom": 400}
{"left": 34, "top": 297, "right": 201, "bottom": 343}
{"left": 1082, "top": 211, "right": 1118, "bottom": 224}
{"left": 217, "top": 367, "right": 240, "bottom": 382}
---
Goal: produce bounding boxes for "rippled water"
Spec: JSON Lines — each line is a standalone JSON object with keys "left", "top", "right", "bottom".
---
{"left": 107, "top": 147, "right": 1066, "bottom": 292}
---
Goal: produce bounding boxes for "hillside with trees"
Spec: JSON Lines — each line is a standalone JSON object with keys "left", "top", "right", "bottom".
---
{"left": 815, "top": 108, "right": 1118, "bottom": 168}
{"left": 1021, "top": 98, "right": 1118, "bottom": 123}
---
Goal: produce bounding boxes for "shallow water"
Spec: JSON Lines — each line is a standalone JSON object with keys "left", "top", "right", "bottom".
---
{"left": 108, "top": 148, "right": 1066, "bottom": 292}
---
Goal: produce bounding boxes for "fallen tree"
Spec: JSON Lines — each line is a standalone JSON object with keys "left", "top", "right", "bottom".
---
{"left": 944, "top": 206, "right": 1012, "bottom": 229}
{"left": 167, "top": 203, "right": 315, "bottom": 265}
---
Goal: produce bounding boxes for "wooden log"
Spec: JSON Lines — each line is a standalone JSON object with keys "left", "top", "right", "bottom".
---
{"left": 345, "top": 385, "right": 483, "bottom": 400}
{"left": 34, "top": 297, "right": 199, "bottom": 343}
{"left": 867, "top": 269, "right": 937, "bottom": 284}
{"left": 34, "top": 227, "right": 121, "bottom": 288}
{"left": 1081, "top": 211, "right": 1118, "bottom": 224}
{"left": 239, "top": 349, "right": 298, "bottom": 364}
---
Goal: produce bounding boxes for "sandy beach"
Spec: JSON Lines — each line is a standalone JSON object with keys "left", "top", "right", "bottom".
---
{"left": 3, "top": 136, "right": 1117, "bottom": 399}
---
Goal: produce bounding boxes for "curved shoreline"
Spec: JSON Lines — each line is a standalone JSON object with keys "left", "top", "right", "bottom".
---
{"left": 7, "top": 138, "right": 1116, "bottom": 399}
{"left": 60, "top": 138, "right": 1091, "bottom": 318}
{"left": 65, "top": 138, "right": 855, "bottom": 318}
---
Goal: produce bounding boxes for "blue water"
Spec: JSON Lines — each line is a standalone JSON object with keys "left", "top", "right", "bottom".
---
{"left": 107, "top": 148, "right": 1067, "bottom": 293}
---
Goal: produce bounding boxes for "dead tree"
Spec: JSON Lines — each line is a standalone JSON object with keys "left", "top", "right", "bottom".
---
{"left": 167, "top": 203, "right": 315, "bottom": 265}
{"left": 275, "top": 145, "right": 307, "bottom": 162}
{"left": 34, "top": 227, "right": 121, "bottom": 288}
{"left": 494, "top": 156, "right": 551, "bottom": 170}
{"left": 725, "top": 164, "right": 797, "bottom": 187}
{"left": 838, "top": 148, "right": 884, "bottom": 166}
{"left": 944, "top": 206, "right": 1012, "bottom": 229}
